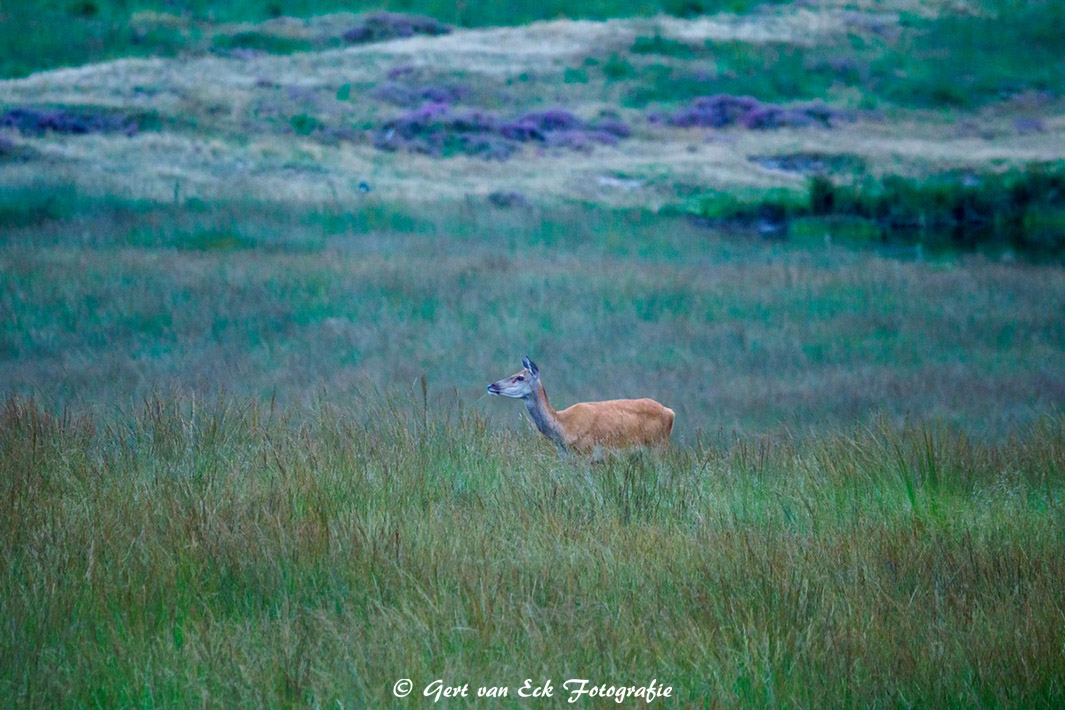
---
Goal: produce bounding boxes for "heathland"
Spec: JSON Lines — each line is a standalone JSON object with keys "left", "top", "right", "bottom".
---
{"left": 1, "top": 0, "right": 1064, "bottom": 707}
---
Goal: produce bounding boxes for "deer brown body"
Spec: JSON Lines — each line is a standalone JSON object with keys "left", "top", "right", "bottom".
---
{"left": 487, "top": 356, "right": 674, "bottom": 455}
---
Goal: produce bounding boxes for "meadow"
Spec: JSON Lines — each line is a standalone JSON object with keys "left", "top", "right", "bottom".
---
{"left": 2, "top": 0, "right": 1065, "bottom": 707}
{"left": 3, "top": 189, "right": 1065, "bottom": 437}
{"left": 3, "top": 397, "right": 1064, "bottom": 707}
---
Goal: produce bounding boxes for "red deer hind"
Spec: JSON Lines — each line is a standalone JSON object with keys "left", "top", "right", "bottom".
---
{"left": 487, "top": 356, "right": 674, "bottom": 456}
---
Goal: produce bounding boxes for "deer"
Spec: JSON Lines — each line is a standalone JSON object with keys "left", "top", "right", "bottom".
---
{"left": 486, "top": 356, "right": 674, "bottom": 456}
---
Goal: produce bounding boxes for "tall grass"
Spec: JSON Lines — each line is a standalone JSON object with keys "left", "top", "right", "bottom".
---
{"left": 1, "top": 395, "right": 1063, "bottom": 707}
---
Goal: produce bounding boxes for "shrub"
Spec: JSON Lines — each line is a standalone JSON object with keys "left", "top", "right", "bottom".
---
{"left": 374, "top": 105, "right": 630, "bottom": 160}
{"left": 368, "top": 82, "right": 470, "bottom": 108}
{"left": 211, "top": 31, "right": 311, "bottom": 54}
{"left": 654, "top": 95, "right": 846, "bottom": 130}
{"left": 342, "top": 12, "right": 450, "bottom": 44}
{"left": 2, "top": 106, "right": 139, "bottom": 136}
{"left": 690, "top": 166, "right": 1065, "bottom": 255}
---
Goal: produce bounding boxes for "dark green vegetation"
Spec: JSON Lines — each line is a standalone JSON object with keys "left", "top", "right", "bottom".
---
{"left": 0, "top": 0, "right": 779, "bottom": 78}
{"left": 881, "top": 1, "right": 1065, "bottom": 108}
{"left": 2, "top": 397, "right": 1063, "bottom": 707}
{"left": 600, "top": 1, "right": 1065, "bottom": 110}
{"left": 690, "top": 166, "right": 1065, "bottom": 256}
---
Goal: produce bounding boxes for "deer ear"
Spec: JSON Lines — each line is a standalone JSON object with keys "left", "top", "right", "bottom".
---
{"left": 522, "top": 356, "right": 539, "bottom": 376}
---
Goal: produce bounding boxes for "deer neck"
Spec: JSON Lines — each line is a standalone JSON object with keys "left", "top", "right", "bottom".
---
{"left": 524, "top": 382, "right": 565, "bottom": 448}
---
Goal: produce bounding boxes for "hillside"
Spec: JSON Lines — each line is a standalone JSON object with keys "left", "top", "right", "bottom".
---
{"left": 2, "top": 2, "right": 1063, "bottom": 209}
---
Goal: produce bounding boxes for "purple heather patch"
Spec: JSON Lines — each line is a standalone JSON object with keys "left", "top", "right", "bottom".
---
{"left": 665, "top": 95, "right": 761, "bottom": 128}
{"left": 519, "top": 109, "right": 582, "bottom": 132}
{"left": 488, "top": 191, "right": 529, "bottom": 208}
{"left": 592, "top": 117, "right": 632, "bottom": 138}
{"left": 374, "top": 105, "right": 630, "bottom": 160}
{"left": 1014, "top": 117, "right": 1045, "bottom": 135}
{"left": 2, "top": 107, "right": 139, "bottom": 136}
{"left": 0, "top": 136, "right": 37, "bottom": 163}
{"left": 286, "top": 86, "right": 318, "bottom": 102}
{"left": 656, "top": 94, "right": 847, "bottom": 130}
{"left": 369, "top": 81, "right": 470, "bottom": 108}
{"left": 343, "top": 12, "right": 451, "bottom": 44}
{"left": 387, "top": 64, "right": 418, "bottom": 81}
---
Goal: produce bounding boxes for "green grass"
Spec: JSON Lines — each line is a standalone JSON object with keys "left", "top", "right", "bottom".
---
{"left": 1, "top": 396, "right": 1063, "bottom": 707}
{"left": 606, "top": 1, "right": 1065, "bottom": 110}
{"left": 873, "top": 1, "right": 1065, "bottom": 108}
{"left": 0, "top": 3, "right": 189, "bottom": 79}
{"left": 621, "top": 40, "right": 837, "bottom": 107}
{"left": 2, "top": 186, "right": 1064, "bottom": 437}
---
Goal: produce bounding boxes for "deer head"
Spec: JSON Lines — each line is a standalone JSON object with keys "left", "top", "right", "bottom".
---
{"left": 486, "top": 356, "right": 540, "bottom": 399}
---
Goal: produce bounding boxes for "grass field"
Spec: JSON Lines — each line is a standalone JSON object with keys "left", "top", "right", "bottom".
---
{"left": 2, "top": 0, "right": 1065, "bottom": 707}
{"left": 2, "top": 190, "right": 1064, "bottom": 437}
{"left": 2, "top": 398, "right": 1064, "bottom": 707}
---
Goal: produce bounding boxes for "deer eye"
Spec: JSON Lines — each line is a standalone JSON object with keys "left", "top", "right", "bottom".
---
{"left": 516, "top": 376, "right": 524, "bottom": 381}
